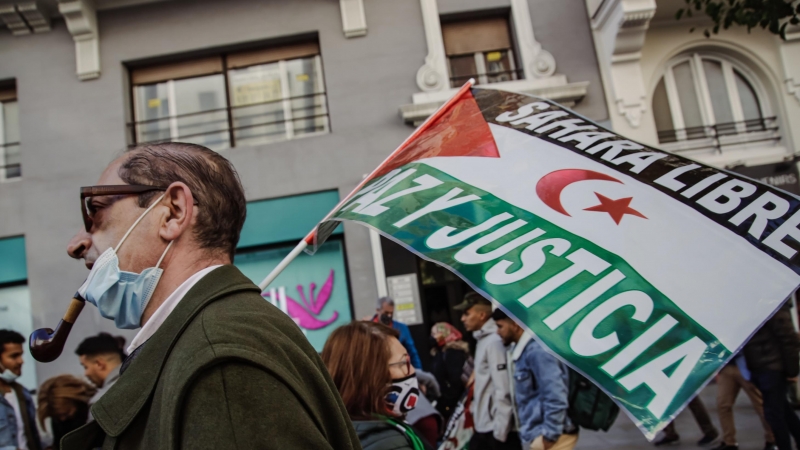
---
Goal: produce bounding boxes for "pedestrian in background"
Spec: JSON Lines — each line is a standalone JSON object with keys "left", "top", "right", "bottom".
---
{"left": 75, "top": 333, "right": 126, "bottom": 409}
{"left": 373, "top": 297, "right": 423, "bottom": 369}
{"left": 493, "top": 309, "right": 574, "bottom": 450}
{"left": 0, "top": 329, "right": 41, "bottom": 450}
{"left": 322, "top": 321, "right": 431, "bottom": 450}
{"left": 455, "top": 293, "right": 516, "bottom": 450}
{"left": 37, "top": 375, "right": 96, "bottom": 450}
{"left": 744, "top": 303, "right": 800, "bottom": 450}
{"left": 430, "top": 322, "right": 473, "bottom": 421}
{"left": 712, "top": 355, "right": 776, "bottom": 450}
{"left": 654, "top": 396, "right": 719, "bottom": 447}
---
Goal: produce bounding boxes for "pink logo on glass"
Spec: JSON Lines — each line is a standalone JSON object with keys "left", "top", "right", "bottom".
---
{"left": 262, "top": 269, "right": 340, "bottom": 330}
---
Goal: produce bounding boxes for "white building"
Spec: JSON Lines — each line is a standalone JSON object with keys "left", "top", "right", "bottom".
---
{"left": 590, "top": 0, "right": 800, "bottom": 194}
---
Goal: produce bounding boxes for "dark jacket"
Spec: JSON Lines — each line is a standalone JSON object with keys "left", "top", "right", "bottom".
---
{"left": 744, "top": 304, "right": 800, "bottom": 378}
{"left": 61, "top": 265, "right": 360, "bottom": 450}
{"left": 353, "top": 420, "right": 431, "bottom": 450}
{"left": 430, "top": 343, "right": 470, "bottom": 420}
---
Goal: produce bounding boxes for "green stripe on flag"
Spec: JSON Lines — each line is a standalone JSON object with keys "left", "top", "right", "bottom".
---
{"left": 331, "top": 162, "right": 729, "bottom": 437}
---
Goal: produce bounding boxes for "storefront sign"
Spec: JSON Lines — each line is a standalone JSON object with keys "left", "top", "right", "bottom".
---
{"left": 387, "top": 274, "right": 423, "bottom": 325}
{"left": 235, "top": 240, "right": 352, "bottom": 351}
{"left": 731, "top": 162, "right": 800, "bottom": 195}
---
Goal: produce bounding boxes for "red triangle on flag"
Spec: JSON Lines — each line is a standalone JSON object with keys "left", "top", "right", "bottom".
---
{"left": 373, "top": 89, "right": 500, "bottom": 178}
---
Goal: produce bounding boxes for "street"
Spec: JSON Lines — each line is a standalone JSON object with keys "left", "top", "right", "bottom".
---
{"left": 578, "top": 382, "right": 770, "bottom": 450}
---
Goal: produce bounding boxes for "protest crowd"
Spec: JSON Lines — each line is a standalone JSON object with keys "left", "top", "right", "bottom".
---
{"left": 1, "top": 142, "right": 800, "bottom": 450}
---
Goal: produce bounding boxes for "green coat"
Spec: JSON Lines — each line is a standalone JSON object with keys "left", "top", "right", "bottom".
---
{"left": 62, "top": 265, "right": 361, "bottom": 450}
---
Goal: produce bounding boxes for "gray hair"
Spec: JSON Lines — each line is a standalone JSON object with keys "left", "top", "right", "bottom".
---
{"left": 377, "top": 296, "right": 395, "bottom": 309}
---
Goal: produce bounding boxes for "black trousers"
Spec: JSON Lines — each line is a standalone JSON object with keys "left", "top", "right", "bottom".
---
{"left": 752, "top": 370, "right": 800, "bottom": 450}
{"left": 468, "top": 431, "right": 521, "bottom": 450}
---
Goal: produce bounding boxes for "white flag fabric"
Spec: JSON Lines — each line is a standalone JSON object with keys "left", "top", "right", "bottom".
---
{"left": 312, "top": 86, "right": 800, "bottom": 439}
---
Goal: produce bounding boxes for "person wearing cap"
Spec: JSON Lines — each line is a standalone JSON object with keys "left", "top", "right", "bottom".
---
{"left": 454, "top": 292, "right": 516, "bottom": 450}
{"left": 493, "top": 309, "right": 577, "bottom": 450}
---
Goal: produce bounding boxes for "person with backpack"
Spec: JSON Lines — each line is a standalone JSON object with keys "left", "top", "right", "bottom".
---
{"left": 493, "top": 309, "right": 577, "bottom": 450}
{"left": 743, "top": 303, "right": 800, "bottom": 450}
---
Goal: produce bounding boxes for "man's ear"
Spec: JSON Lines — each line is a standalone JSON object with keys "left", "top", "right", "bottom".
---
{"left": 160, "top": 181, "right": 194, "bottom": 242}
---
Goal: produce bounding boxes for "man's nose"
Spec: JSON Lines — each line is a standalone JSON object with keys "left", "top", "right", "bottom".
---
{"left": 67, "top": 228, "right": 92, "bottom": 260}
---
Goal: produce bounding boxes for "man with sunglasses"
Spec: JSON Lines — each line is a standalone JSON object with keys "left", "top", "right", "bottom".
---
{"left": 61, "top": 142, "right": 359, "bottom": 450}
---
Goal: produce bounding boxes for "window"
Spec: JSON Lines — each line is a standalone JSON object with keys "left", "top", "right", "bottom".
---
{"left": 129, "top": 41, "right": 329, "bottom": 150}
{"left": 652, "top": 53, "right": 772, "bottom": 144}
{"left": 442, "top": 17, "right": 519, "bottom": 88}
{"left": 0, "top": 84, "right": 20, "bottom": 180}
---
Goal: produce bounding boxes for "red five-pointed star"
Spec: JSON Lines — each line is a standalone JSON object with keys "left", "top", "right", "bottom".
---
{"left": 584, "top": 192, "right": 647, "bottom": 225}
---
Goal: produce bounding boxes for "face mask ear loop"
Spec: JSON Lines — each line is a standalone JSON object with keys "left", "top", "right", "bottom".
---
{"left": 155, "top": 241, "right": 174, "bottom": 269}
{"left": 115, "top": 193, "right": 167, "bottom": 253}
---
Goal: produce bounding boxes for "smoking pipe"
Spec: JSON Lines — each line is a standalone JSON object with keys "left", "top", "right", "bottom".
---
{"left": 29, "top": 294, "right": 85, "bottom": 362}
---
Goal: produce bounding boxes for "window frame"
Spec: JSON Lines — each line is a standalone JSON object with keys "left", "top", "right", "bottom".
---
{"left": 128, "top": 42, "right": 329, "bottom": 150}
{"left": 0, "top": 87, "right": 20, "bottom": 182}
{"left": 654, "top": 52, "right": 772, "bottom": 142}
{"left": 441, "top": 15, "right": 521, "bottom": 88}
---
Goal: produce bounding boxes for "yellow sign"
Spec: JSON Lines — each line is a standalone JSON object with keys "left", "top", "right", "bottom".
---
{"left": 486, "top": 51, "right": 502, "bottom": 62}
{"left": 230, "top": 75, "right": 282, "bottom": 107}
{"left": 147, "top": 98, "right": 161, "bottom": 108}
{"left": 296, "top": 73, "right": 310, "bottom": 82}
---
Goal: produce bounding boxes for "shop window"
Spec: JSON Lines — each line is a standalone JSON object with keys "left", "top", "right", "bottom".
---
{"left": 442, "top": 17, "right": 519, "bottom": 88}
{"left": 0, "top": 83, "right": 20, "bottom": 180}
{"left": 652, "top": 53, "right": 772, "bottom": 145}
{"left": 0, "top": 236, "right": 36, "bottom": 390}
{"left": 129, "top": 41, "right": 329, "bottom": 151}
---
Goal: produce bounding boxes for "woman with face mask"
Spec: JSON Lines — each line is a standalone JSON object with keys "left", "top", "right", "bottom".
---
{"left": 322, "top": 321, "right": 432, "bottom": 450}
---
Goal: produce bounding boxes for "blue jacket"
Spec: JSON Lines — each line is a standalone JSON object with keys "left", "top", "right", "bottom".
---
{"left": 512, "top": 333, "right": 573, "bottom": 446}
{"left": 393, "top": 320, "right": 422, "bottom": 369}
{"left": 0, "top": 383, "right": 41, "bottom": 450}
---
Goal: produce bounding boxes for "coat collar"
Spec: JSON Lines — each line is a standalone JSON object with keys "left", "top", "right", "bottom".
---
{"left": 90, "top": 265, "right": 260, "bottom": 437}
{"left": 511, "top": 331, "right": 534, "bottom": 362}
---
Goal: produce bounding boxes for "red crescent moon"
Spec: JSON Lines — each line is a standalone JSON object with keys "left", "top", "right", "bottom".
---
{"left": 536, "top": 169, "right": 622, "bottom": 216}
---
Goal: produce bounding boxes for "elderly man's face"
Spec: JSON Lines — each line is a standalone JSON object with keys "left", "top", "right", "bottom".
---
{"left": 67, "top": 157, "right": 164, "bottom": 273}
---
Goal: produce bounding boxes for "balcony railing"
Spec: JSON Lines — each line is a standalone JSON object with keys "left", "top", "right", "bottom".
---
{"left": 127, "top": 92, "right": 329, "bottom": 151}
{"left": 1, "top": 141, "right": 20, "bottom": 179}
{"left": 657, "top": 117, "right": 779, "bottom": 152}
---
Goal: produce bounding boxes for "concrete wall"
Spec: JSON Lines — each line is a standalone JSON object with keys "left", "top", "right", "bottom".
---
{"left": 0, "top": 0, "right": 608, "bottom": 382}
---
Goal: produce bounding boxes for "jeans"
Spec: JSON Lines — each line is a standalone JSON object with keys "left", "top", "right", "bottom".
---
{"left": 468, "top": 431, "right": 521, "bottom": 450}
{"left": 751, "top": 371, "right": 800, "bottom": 450}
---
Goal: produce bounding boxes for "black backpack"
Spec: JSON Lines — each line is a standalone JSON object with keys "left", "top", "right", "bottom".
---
{"left": 567, "top": 369, "right": 619, "bottom": 431}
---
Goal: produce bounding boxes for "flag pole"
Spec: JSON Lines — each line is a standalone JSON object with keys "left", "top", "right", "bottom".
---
{"left": 256, "top": 79, "right": 476, "bottom": 292}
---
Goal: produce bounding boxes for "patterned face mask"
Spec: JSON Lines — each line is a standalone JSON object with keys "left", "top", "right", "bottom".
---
{"left": 385, "top": 374, "right": 420, "bottom": 416}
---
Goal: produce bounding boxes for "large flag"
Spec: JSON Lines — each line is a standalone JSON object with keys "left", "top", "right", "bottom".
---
{"left": 309, "top": 84, "right": 800, "bottom": 438}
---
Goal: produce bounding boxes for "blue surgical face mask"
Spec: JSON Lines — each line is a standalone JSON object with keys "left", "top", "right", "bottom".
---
{"left": 78, "top": 194, "right": 173, "bottom": 329}
{"left": 0, "top": 364, "right": 19, "bottom": 383}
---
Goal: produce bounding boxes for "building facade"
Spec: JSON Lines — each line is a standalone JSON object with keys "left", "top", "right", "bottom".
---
{"left": 590, "top": 0, "right": 800, "bottom": 193}
{"left": 0, "top": 0, "right": 609, "bottom": 384}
